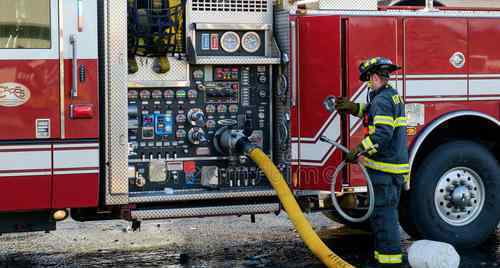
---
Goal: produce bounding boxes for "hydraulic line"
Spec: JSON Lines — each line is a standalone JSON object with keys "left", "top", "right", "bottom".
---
{"left": 247, "top": 147, "right": 354, "bottom": 268}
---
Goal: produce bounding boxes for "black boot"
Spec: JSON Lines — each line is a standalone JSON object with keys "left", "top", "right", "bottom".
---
{"left": 152, "top": 33, "right": 170, "bottom": 74}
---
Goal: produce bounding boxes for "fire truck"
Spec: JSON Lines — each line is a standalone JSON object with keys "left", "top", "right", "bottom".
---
{"left": 0, "top": 0, "right": 498, "bottom": 250}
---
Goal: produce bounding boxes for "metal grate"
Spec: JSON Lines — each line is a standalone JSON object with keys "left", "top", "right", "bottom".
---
{"left": 192, "top": 0, "right": 268, "bottom": 12}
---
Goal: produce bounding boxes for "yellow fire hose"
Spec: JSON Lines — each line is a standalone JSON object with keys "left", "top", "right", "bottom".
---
{"left": 248, "top": 148, "right": 354, "bottom": 268}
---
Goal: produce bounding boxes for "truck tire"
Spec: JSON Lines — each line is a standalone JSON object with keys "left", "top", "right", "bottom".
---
{"left": 408, "top": 140, "right": 500, "bottom": 248}
{"left": 399, "top": 191, "right": 421, "bottom": 239}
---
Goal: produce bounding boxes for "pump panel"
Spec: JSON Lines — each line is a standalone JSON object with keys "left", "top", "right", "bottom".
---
{"left": 127, "top": 65, "right": 273, "bottom": 192}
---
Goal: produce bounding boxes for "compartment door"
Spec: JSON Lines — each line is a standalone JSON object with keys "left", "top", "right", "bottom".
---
{"left": 292, "top": 15, "right": 342, "bottom": 190}
{"left": 346, "top": 16, "right": 401, "bottom": 187}
{"left": 0, "top": 0, "right": 60, "bottom": 140}
{"left": 405, "top": 18, "right": 468, "bottom": 101}
{"left": 61, "top": 0, "right": 99, "bottom": 139}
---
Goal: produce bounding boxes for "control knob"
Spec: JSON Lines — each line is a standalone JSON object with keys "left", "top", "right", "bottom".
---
{"left": 188, "top": 128, "right": 207, "bottom": 145}
{"left": 188, "top": 108, "right": 206, "bottom": 126}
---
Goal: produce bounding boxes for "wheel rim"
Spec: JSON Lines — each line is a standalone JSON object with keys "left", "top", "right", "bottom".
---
{"left": 434, "top": 167, "right": 485, "bottom": 226}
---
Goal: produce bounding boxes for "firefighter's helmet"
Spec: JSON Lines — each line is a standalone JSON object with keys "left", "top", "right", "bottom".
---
{"left": 359, "top": 57, "right": 401, "bottom": 82}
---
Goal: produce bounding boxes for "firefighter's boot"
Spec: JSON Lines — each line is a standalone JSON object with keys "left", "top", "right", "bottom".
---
{"left": 128, "top": 54, "right": 139, "bottom": 74}
{"left": 127, "top": 15, "right": 139, "bottom": 73}
{"left": 128, "top": 34, "right": 139, "bottom": 74}
{"left": 153, "top": 34, "right": 170, "bottom": 74}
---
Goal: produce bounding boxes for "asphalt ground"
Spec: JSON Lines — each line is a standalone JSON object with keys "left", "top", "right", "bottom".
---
{"left": 0, "top": 212, "right": 499, "bottom": 267}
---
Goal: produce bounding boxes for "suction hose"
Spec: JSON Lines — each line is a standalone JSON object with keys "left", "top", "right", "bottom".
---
{"left": 247, "top": 147, "right": 354, "bottom": 268}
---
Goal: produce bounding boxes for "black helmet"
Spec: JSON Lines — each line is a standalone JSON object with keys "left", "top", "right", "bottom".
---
{"left": 359, "top": 57, "right": 401, "bottom": 82}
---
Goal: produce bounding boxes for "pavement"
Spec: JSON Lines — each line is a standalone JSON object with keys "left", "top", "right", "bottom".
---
{"left": 0, "top": 212, "right": 499, "bottom": 267}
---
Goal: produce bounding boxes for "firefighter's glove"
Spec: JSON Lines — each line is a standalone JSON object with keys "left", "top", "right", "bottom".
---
{"left": 345, "top": 144, "right": 364, "bottom": 163}
{"left": 335, "top": 98, "right": 359, "bottom": 115}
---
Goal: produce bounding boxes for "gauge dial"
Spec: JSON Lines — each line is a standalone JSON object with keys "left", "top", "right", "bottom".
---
{"left": 217, "top": 105, "right": 228, "bottom": 113}
{"left": 139, "top": 90, "right": 151, "bottom": 99}
{"left": 228, "top": 104, "right": 239, "bottom": 113}
{"left": 176, "top": 89, "right": 187, "bottom": 99}
{"left": 188, "top": 89, "right": 198, "bottom": 99}
{"left": 220, "top": 31, "right": 240, "bottom": 53}
{"left": 206, "top": 104, "right": 216, "bottom": 114}
{"left": 128, "top": 89, "right": 138, "bottom": 99}
{"left": 241, "top": 32, "right": 261, "bottom": 53}
{"left": 152, "top": 89, "right": 162, "bottom": 99}
{"left": 164, "top": 89, "right": 175, "bottom": 99}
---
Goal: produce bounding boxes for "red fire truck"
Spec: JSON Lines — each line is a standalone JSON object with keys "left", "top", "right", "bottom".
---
{"left": 0, "top": 0, "right": 498, "bottom": 249}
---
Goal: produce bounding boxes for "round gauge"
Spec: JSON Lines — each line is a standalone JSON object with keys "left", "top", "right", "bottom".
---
{"left": 152, "top": 89, "right": 163, "bottom": 99}
{"left": 206, "top": 120, "right": 217, "bottom": 129}
{"left": 176, "top": 114, "right": 187, "bottom": 123}
{"left": 220, "top": 31, "right": 240, "bottom": 53}
{"left": 176, "top": 129, "right": 187, "bottom": 139}
{"left": 176, "top": 90, "right": 187, "bottom": 99}
{"left": 187, "top": 89, "right": 198, "bottom": 99}
{"left": 139, "top": 90, "right": 151, "bottom": 99}
{"left": 128, "top": 89, "right": 138, "bottom": 99}
{"left": 206, "top": 104, "right": 216, "bottom": 114}
{"left": 164, "top": 89, "right": 175, "bottom": 99}
{"left": 242, "top": 32, "right": 261, "bottom": 53}
{"left": 228, "top": 104, "right": 239, "bottom": 113}
{"left": 217, "top": 104, "right": 227, "bottom": 113}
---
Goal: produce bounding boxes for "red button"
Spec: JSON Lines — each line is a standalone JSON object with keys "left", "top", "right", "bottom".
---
{"left": 70, "top": 104, "right": 94, "bottom": 119}
{"left": 184, "top": 161, "right": 196, "bottom": 173}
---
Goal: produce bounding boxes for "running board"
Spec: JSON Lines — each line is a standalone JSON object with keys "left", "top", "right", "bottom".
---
{"left": 130, "top": 203, "right": 280, "bottom": 220}
{"left": 129, "top": 189, "right": 276, "bottom": 203}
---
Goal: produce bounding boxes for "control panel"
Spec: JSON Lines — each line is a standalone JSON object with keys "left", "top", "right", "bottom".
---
{"left": 128, "top": 65, "right": 272, "bottom": 192}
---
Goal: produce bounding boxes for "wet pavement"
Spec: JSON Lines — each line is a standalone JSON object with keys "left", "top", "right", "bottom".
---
{"left": 0, "top": 213, "right": 499, "bottom": 267}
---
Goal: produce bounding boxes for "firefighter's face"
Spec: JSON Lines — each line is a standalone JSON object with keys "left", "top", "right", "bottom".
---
{"left": 369, "top": 73, "right": 385, "bottom": 91}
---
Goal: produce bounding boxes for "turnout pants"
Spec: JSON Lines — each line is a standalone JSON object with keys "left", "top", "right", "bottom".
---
{"left": 368, "top": 169, "right": 404, "bottom": 267}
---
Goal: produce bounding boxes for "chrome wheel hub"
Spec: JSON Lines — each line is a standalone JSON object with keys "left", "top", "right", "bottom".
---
{"left": 434, "top": 167, "right": 484, "bottom": 226}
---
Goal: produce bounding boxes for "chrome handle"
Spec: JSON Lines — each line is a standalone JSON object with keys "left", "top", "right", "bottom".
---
{"left": 290, "top": 21, "right": 297, "bottom": 107}
{"left": 70, "top": 34, "right": 78, "bottom": 97}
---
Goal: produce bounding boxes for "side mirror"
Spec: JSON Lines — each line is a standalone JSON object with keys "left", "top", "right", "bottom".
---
{"left": 323, "top": 96, "right": 336, "bottom": 112}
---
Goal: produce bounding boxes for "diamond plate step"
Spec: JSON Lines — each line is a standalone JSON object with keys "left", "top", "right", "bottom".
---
{"left": 130, "top": 203, "right": 280, "bottom": 219}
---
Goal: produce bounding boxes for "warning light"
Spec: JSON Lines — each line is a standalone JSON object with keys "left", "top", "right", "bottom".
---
{"left": 70, "top": 104, "right": 94, "bottom": 119}
{"left": 407, "top": 127, "right": 417, "bottom": 136}
{"left": 210, "top": 33, "right": 219, "bottom": 50}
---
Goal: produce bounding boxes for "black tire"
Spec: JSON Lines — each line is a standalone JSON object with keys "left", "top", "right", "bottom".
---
{"left": 408, "top": 140, "right": 500, "bottom": 248}
{"left": 398, "top": 190, "right": 421, "bottom": 239}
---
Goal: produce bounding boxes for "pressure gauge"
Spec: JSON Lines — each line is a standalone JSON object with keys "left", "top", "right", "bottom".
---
{"left": 128, "top": 89, "right": 138, "bottom": 99}
{"left": 152, "top": 89, "right": 162, "bottom": 99}
{"left": 241, "top": 32, "right": 261, "bottom": 53}
{"left": 139, "top": 90, "right": 151, "bottom": 99}
{"left": 220, "top": 31, "right": 240, "bottom": 53}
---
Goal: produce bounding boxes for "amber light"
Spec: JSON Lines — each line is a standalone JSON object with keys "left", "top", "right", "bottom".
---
{"left": 407, "top": 127, "right": 417, "bottom": 136}
{"left": 53, "top": 209, "right": 68, "bottom": 221}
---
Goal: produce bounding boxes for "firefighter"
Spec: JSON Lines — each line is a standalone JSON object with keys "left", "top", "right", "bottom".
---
{"left": 335, "top": 57, "right": 409, "bottom": 267}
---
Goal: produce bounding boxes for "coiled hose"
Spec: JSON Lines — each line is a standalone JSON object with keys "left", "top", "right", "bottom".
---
{"left": 319, "top": 136, "right": 375, "bottom": 223}
{"left": 247, "top": 147, "right": 354, "bottom": 268}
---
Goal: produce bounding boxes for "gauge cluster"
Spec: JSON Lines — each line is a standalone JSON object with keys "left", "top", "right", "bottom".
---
{"left": 196, "top": 30, "right": 265, "bottom": 56}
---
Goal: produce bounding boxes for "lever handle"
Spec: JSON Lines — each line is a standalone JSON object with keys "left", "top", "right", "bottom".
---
{"left": 70, "top": 35, "right": 78, "bottom": 98}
